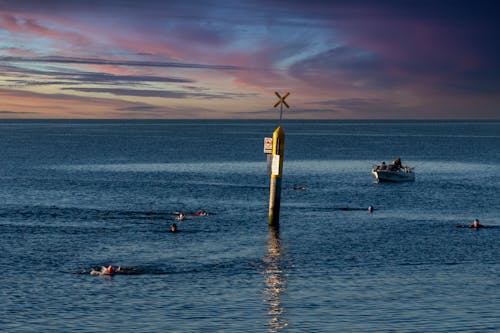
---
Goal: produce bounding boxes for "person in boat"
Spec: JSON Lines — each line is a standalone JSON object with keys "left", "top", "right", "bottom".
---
{"left": 388, "top": 157, "right": 402, "bottom": 171}
{"left": 170, "top": 223, "right": 178, "bottom": 233}
{"left": 471, "top": 219, "right": 484, "bottom": 229}
{"left": 378, "top": 162, "right": 387, "bottom": 171}
{"left": 393, "top": 157, "right": 402, "bottom": 170}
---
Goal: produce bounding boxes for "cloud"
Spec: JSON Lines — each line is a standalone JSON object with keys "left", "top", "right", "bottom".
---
{"left": 0, "top": 110, "right": 36, "bottom": 114}
{"left": 289, "top": 46, "right": 393, "bottom": 92}
{"left": 0, "top": 12, "right": 92, "bottom": 49}
{"left": 1, "top": 56, "right": 245, "bottom": 71}
{"left": 113, "top": 102, "right": 228, "bottom": 119}
{"left": 0, "top": 87, "right": 154, "bottom": 117}
{"left": 78, "top": 72, "right": 193, "bottom": 84}
{"left": 61, "top": 87, "right": 256, "bottom": 100}
{"left": 312, "top": 98, "right": 384, "bottom": 109}
{"left": 2, "top": 66, "right": 195, "bottom": 87}
{"left": 307, "top": 97, "right": 418, "bottom": 118}
{"left": 2, "top": 1, "right": 500, "bottom": 119}
{"left": 115, "top": 105, "right": 158, "bottom": 113}
{"left": 325, "top": 3, "right": 500, "bottom": 97}
{"left": 0, "top": 86, "right": 222, "bottom": 118}
{"left": 62, "top": 87, "right": 195, "bottom": 98}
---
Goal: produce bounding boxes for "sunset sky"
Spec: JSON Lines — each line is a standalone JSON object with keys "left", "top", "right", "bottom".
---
{"left": 1, "top": 0, "right": 499, "bottom": 119}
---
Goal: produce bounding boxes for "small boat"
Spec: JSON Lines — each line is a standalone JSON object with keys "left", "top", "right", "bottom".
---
{"left": 372, "top": 158, "right": 415, "bottom": 182}
{"left": 372, "top": 166, "right": 415, "bottom": 182}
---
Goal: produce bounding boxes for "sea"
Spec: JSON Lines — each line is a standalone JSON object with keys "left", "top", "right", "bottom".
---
{"left": 0, "top": 120, "right": 499, "bottom": 332}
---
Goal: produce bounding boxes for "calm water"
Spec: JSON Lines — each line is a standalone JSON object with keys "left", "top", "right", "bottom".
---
{"left": 0, "top": 120, "right": 499, "bottom": 332}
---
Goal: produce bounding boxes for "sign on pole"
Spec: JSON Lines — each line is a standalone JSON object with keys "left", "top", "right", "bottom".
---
{"left": 273, "top": 92, "right": 290, "bottom": 123}
{"left": 263, "top": 137, "right": 273, "bottom": 154}
{"left": 274, "top": 92, "right": 290, "bottom": 108}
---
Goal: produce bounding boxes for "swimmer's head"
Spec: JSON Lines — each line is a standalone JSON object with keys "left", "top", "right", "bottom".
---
{"left": 472, "top": 219, "right": 480, "bottom": 228}
{"left": 368, "top": 206, "right": 374, "bottom": 212}
{"left": 108, "top": 265, "right": 114, "bottom": 273}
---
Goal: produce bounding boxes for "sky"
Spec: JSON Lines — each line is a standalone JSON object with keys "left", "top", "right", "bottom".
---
{"left": 1, "top": 0, "right": 499, "bottom": 119}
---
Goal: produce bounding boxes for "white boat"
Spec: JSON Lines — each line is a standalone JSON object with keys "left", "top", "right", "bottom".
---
{"left": 372, "top": 166, "right": 415, "bottom": 182}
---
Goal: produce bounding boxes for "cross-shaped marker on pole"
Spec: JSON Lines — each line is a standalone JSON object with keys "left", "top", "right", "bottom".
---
{"left": 274, "top": 92, "right": 290, "bottom": 123}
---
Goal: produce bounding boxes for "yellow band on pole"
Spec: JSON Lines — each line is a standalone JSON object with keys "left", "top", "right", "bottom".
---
{"left": 271, "top": 126, "right": 285, "bottom": 177}
{"left": 268, "top": 126, "right": 285, "bottom": 226}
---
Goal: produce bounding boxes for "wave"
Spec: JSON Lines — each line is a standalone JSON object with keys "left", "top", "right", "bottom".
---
{"left": 45, "top": 161, "right": 265, "bottom": 174}
{"left": 0, "top": 205, "right": 211, "bottom": 224}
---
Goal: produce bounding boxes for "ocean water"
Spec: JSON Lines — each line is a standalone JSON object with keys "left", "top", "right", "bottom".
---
{"left": 0, "top": 120, "right": 499, "bottom": 332}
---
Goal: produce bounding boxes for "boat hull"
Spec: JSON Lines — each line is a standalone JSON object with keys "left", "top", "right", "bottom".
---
{"left": 372, "top": 169, "right": 415, "bottom": 182}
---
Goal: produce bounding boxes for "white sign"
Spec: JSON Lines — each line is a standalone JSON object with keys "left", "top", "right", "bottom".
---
{"left": 263, "top": 137, "right": 273, "bottom": 154}
{"left": 272, "top": 155, "right": 280, "bottom": 175}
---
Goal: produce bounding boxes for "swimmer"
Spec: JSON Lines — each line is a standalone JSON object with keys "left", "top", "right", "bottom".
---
{"left": 368, "top": 206, "right": 374, "bottom": 213}
{"left": 175, "top": 213, "right": 185, "bottom": 221}
{"left": 170, "top": 223, "right": 178, "bottom": 233}
{"left": 90, "top": 265, "right": 115, "bottom": 276}
{"left": 456, "top": 218, "right": 491, "bottom": 229}
{"left": 471, "top": 219, "right": 483, "bottom": 229}
{"left": 194, "top": 210, "right": 208, "bottom": 216}
{"left": 102, "top": 265, "right": 114, "bottom": 275}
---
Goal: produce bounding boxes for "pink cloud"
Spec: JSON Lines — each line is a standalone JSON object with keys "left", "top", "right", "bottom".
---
{"left": 0, "top": 12, "right": 90, "bottom": 47}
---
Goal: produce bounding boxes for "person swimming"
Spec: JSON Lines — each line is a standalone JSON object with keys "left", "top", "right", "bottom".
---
{"left": 175, "top": 213, "right": 185, "bottom": 221}
{"left": 456, "top": 218, "right": 491, "bottom": 229}
{"left": 170, "top": 223, "right": 178, "bottom": 233}
{"left": 193, "top": 210, "right": 208, "bottom": 216}
{"left": 90, "top": 265, "right": 115, "bottom": 276}
{"left": 368, "top": 206, "right": 374, "bottom": 213}
{"left": 89, "top": 265, "right": 140, "bottom": 276}
{"left": 471, "top": 219, "right": 483, "bottom": 229}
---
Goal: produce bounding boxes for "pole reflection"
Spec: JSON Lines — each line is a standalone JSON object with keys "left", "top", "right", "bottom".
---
{"left": 263, "top": 225, "right": 288, "bottom": 332}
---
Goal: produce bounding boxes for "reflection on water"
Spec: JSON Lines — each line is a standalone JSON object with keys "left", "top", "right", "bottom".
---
{"left": 262, "top": 225, "right": 288, "bottom": 332}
